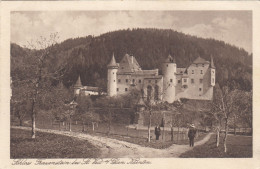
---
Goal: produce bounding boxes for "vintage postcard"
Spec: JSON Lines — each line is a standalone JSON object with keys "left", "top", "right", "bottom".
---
{"left": 0, "top": 1, "right": 259, "bottom": 169}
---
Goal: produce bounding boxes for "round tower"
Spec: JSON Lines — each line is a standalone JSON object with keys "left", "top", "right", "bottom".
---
{"left": 162, "top": 54, "right": 177, "bottom": 103}
{"left": 210, "top": 55, "right": 216, "bottom": 87}
{"left": 107, "top": 53, "right": 119, "bottom": 96}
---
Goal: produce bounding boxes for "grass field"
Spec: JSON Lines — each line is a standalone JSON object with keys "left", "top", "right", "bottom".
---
{"left": 11, "top": 128, "right": 100, "bottom": 158}
{"left": 180, "top": 133, "right": 252, "bottom": 158}
{"left": 12, "top": 116, "right": 208, "bottom": 149}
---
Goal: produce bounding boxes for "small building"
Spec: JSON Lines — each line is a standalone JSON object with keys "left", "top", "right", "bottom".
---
{"left": 73, "top": 76, "right": 103, "bottom": 96}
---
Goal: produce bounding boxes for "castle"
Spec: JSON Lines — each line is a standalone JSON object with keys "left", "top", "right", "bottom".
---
{"left": 107, "top": 53, "right": 215, "bottom": 103}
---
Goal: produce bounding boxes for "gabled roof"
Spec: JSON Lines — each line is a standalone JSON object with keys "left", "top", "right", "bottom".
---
{"left": 74, "top": 76, "right": 82, "bottom": 87}
{"left": 107, "top": 53, "right": 119, "bottom": 68}
{"left": 193, "top": 56, "right": 209, "bottom": 64}
{"left": 118, "top": 54, "right": 142, "bottom": 73}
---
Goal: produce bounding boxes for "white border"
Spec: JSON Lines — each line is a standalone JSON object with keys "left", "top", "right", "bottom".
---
{"left": 1, "top": 1, "right": 260, "bottom": 169}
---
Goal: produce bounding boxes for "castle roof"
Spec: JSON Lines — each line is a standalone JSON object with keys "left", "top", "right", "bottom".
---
{"left": 193, "top": 56, "right": 210, "bottom": 64}
{"left": 164, "top": 54, "right": 176, "bottom": 63}
{"left": 210, "top": 55, "right": 216, "bottom": 69}
{"left": 74, "top": 76, "right": 83, "bottom": 88}
{"left": 118, "top": 54, "right": 141, "bottom": 73}
{"left": 107, "top": 53, "right": 119, "bottom": 68}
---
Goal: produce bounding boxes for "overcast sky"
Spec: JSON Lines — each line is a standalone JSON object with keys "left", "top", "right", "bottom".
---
{"left": 11, "top": 11, "right": 252, "bottom": 53}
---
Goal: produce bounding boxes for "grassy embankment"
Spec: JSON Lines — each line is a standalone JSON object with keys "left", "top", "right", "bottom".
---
{"left": 180, "top": 134, "right": 252, "bottom": 158}
{"left": 11, "top": 128, "right": 100, "bottom": 158}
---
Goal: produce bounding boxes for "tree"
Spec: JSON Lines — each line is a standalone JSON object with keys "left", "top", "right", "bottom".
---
{"left": 211, "top": 84, "right": 249, "bottom": 152}
{"left": 11, "top": 33, "right": 64, "bottom": 138}
{"left": 75, "top": 94, "right": 95, "bottom": 132}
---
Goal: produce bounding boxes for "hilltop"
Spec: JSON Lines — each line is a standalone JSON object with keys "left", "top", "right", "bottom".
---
{"left": 11, "top": 28, "right": 252, "bottom": 91}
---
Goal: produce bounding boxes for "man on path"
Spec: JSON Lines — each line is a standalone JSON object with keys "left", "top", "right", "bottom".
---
{"left": 188, "top": 124, "right": 197, "bottom": 147}
{"left": 155, "top": 125, "right": 161, "bottom": 140}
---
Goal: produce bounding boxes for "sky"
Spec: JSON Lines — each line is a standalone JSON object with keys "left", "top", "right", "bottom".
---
{"left": 11, "top": 11, "right": 252, "bottom": 53}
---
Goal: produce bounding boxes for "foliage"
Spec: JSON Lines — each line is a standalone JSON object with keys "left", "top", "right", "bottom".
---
{"left": 11, "top": 28, "right": 252, "bottom": 91}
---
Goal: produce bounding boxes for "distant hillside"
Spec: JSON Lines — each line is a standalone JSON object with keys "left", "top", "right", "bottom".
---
{"left": 11, "top": 28, "right": 252, "bottom": 91}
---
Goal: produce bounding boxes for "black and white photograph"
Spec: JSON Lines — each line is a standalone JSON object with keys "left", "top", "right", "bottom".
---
{"left": 1, "top": 1, "right": 259, "bottom": 168}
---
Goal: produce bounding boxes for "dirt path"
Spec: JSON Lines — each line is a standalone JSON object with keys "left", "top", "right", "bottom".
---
{"left": 11, "top": 126, "right": 212, "bottom": 158}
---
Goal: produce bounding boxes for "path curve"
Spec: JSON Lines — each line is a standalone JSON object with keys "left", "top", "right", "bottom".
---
{"left": 11, "top": 126, "right": 212, "bottom": 158}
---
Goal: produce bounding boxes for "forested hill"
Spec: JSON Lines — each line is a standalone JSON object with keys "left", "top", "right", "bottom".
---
{"left": 11, "top": 28, "right": 252, "bottom": 91}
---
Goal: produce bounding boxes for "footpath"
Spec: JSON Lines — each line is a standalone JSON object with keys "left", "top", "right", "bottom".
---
{"left": 11, "top": 126, "right": 212, "bottom": 158}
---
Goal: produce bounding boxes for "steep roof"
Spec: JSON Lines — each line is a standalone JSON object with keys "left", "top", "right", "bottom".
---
{"left": 118, "top": 54, "right": 142, "bottom": 73}
{"left": 107, "top": 53, "right": 119, "bottom": 68}
{"left": 193, "top": 56, "right": 209, "bottom": 64}
{"left": 164, "top": 54, "right": 176, "bottom": 63}
{"left": 210, "top": 55, "right": 216, "bottom": 69}
{"left": 74, "top": 76, "right": 82, "bottom": 87}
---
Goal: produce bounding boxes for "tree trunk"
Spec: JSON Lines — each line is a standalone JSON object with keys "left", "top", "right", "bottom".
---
{"left": 92, "top": 122, "right": 95, "bottom": 132}
{"left": 216, "top": 127, "right": 220, "bottom": 147}
{"left": 147, "top": 111, "right": 151, "bottom": 142}
{"left": 69, "top": 117, "right": 72, "bottom": 132}
{"left": 108, "top": 109, "right": 111, "bottom": 135}
{"left": 32, "top": 111, "right": 36, "bottom": 139}
{"left": 19, "top": 118, "right": 23, "bottom": 126}
{"left": 177, "top": 125, "right": 180, "bottom": 142}
{"left": 171, "top": 126, "right": 174, "bottom": 141}
{"left": 82, "top": 121, "right": 85, "bottom": 132}
{"left": 224, "top": 119, "right": 228, "bottom": 153}
{"left": 234, "top": 116, "right": 236, "bottom": 136}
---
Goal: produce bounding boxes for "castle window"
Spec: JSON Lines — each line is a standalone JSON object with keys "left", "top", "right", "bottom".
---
{"left": 212, "top": 78, "right": 215, "bottom": 83}
{"left": 125, "top": 88, "right": 128, "bottom": 91}
{"left": 202, "top": 64, "right": 204, "bottom": 67}
{"left": 155, "top": 80, "right": 158, "bottom": 83}
{"left": 170, "top": 79, "right": 173, "bottom": 83}
{"left": 167, "top": 64, "right": 168, "bottom": 67}
{"left": 196, "top": 64, "right": 198, "bottom": 67}
{"left": 113, "top": 72, "right": 114, "bottom": 74}
{"left": 122, "top": 67, "right": 124, "bottom": 69}
{"left": 132, "top": 79, "right": 135, "bottom": 83}
{"left": 139, "top": 79, "right": 142, "bottom": 83}
{"left": 192, "top": 70, "right": 194, "bottom": 74}
{"left": 126, "top": 79, "right": 128, "bottom": 83}
{"left": 180, "top": 71, "right": 183, "bottom": 73}
{"left": 199, "top": 88, "right": 202, "bottom": 91}
{"left": 117, "top": 88, "right": 119, "bottom": 92}
{"left": 201, "top": 70, "right": 203, "bottom": 74}
{"left": 114, "top": 80, "right": 115, "bottom": 82}
{"left": 200, "top": 79, "right": 203, "bottom": 83}
{"left": 184, "top": 79, "right": 187, "bottom": 82}
{"left": 149, "top": 80, "right": 151, "bottom": 83}
{"left": 118, "top": 79, "right": 121, "bottom": 83}
{"left": 191, "top": 79, "right": 194, "bottom": 83}
{"left": 178, "top": 80, "right": 181, "bottom": 83}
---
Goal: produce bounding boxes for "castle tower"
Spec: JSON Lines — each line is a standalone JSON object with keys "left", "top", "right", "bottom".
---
{"left": 162, "top": 54, "right": 177, "bottom": 103}
{"left": 107, "top": 53, "right": 119, "bottom": 96}
{"left": 210, "top": 55, "right": 216, "bottom": 86}
{"left": 74, "top": 76, "right": 83, "bottom": 95}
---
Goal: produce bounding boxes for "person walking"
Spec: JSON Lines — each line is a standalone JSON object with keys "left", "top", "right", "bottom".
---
{"left": 188, "top": 124, "right": 197, "bottom": 147}
{"left": 155, "top": 125, "right": 161, "bottom": 140}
